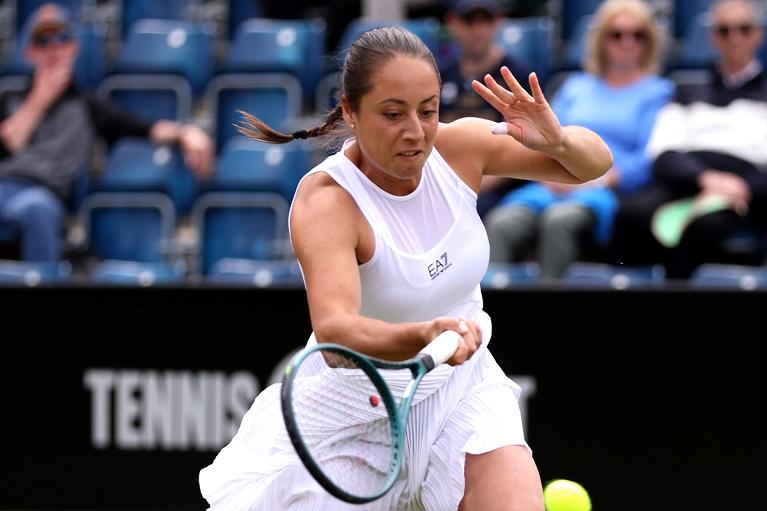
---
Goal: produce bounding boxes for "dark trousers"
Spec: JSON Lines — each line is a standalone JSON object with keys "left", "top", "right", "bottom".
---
{"left": 610, "top": 185, "right": 766, "bottom": 279}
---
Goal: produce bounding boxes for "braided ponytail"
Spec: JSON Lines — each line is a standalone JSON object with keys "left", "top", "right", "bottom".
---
{"left": 235, "top": 106, "right": 345, "bottom": 145}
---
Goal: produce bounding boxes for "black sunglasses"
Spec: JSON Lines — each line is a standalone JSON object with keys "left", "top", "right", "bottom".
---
{"left": 607, "top": 29, "right": 648, "bottom": 42}
{"left": 714, "top": 23, "right": 755, "bottom": 38}
{"left": 34, "top": 30, "right": 74, "bottom": 48}
{"left": 459, "top": 9, "right": 496, "bottom": 24}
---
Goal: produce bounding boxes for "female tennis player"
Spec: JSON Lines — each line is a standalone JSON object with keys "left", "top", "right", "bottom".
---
{"left": 199, "top": 26, "right": 612, "bottom": 511}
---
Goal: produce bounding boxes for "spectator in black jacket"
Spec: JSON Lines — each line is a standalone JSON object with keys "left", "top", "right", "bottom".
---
{"left": 610, "top": 0, "right": 767, "bottom": 278}
{"left": 0, "top": 3, "right": 213, "bottom": 263}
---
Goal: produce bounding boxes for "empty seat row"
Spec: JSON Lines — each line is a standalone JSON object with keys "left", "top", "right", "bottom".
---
{"left": 75, "top": 136, "right": 313, "bottom": 277}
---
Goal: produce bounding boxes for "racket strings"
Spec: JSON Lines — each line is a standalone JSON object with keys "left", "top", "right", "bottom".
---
{"left": 289, "top": 349, "right": 401, "bottom": 497}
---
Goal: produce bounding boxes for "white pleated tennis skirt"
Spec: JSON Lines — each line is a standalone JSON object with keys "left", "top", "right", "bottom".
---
{"left": 199, "top": 311, "right": 530, "bottom": 511}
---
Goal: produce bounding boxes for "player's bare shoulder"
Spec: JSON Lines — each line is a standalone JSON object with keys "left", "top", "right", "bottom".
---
{"left": 290, "top": 171, "right": 362, "bottom": 248}
{"left": 435, "top": 118, "right": 497, "bottom": 189}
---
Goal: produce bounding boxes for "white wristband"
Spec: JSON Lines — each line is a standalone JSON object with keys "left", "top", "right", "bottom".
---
{"left": 491, "top": 122, "right": 508, "bottom": 135}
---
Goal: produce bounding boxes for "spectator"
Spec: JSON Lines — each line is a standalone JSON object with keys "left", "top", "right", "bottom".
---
{"left": 440, "top": 0, "right": 534, "bottom": 217}
{"left": 0, "top": 3, "right": 213, "bottom": 263}
{"left": 612, "top": 0, "right": 767, "bottom": 279}
{"left": 484, "top": 0, "right": 672, "bottom": 280}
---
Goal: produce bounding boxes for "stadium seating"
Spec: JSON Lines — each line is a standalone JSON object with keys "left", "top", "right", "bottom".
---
{"left": 562, "top": 262, "right": 666, "bottom": 289}
{"left": 559, "top": 0, "right": 602, "bottom": 41}
{"left": 480, "top": 262, "right": 540, "bottom": 289}
{"left": 77, "top": 191, "right": 177, "bottom": 263}
{"left": 334, "top": 17, "right": 441, "bottom": 62}
{"left": 190, "top": 135, "right": 310, "bottom": 275}
{"left": 190, "top": 191, "right": 290, "bottom": 275}
{"left": 121, "top": 0, "right": 202, "bottom": 36}
{"left": 206, "top": 135, "right": 313, "bottom": 202}
{"left": 97, "top": 74, "right": 193, "bottom": 122}
{"left": 113, "top": 18, "right": 215, "bottom": 94}
{"left": 227, "top": 0, "right": 265, "bottom": 39}
{"left": 558, "top": 14, "right": 592, "bottom": 70}
{"left": 204, "top": 72, "right": 303, "bottom": 152}
{"left": 497, "top": 17, "right": 554, "bottom": 83}
{"left": 690, "top": 263, "right": 767, "bottom": 290}
{"left": 0, "top": 259, "right": 72, "bottom": 285}
{"left": 90, "top": 138, "right": 198, "bottom": 215}
{"left": 673, "top": 0, "right": 715, "bottom": 39}
{"left": 222, "top": 17, "right": 326, "bottom": 101}
{"left": 89, "top": 259, "right": 187, "bottom": 285}
{"left": 207, "top": 257, "right": 303, "bottom": 287}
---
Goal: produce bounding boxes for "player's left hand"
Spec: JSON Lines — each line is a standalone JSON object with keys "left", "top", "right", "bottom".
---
{"left": 471, "top": 67, "right": 565, "bottom": 153}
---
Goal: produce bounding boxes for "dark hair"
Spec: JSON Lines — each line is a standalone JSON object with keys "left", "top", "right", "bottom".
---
{"left": 236, "top": 26, "right": 440, "bottom": 145}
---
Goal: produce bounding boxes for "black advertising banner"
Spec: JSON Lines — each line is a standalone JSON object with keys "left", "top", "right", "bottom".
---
{"left": 0, "top": 287, "right": 765, "bottom": 511}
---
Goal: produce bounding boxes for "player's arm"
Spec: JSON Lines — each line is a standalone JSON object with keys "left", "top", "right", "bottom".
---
{"left": 437, "top": 69, "right": 612, "bottom": 190}
{"left": 290, "top": 173, "right": 473, "bottom": 361}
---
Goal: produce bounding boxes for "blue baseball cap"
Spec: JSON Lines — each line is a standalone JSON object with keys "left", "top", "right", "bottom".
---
{"left": 450, "top": 0, "right": 504, "bottom": 16}
{"left": 25, "top": 3, "right": 73, "bottom": 47}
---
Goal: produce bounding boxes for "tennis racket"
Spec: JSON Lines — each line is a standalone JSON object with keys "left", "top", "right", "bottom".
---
{"left": 280, "top": 329, "right": 462, "bottom": 504}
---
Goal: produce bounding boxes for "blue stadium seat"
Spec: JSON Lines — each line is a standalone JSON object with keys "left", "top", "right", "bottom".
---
{"left": 227, "top": 0, "right": 265, "bottom": 38}
{"left": 674, "top": 12, "right": 716, "bottom": 69}
{"left": 315, "top": 17, "right": 440, "bottom": 110}
{"left": 204, "top": 73, "right": 303, "bottom": 152}
{"left": 114, "top": 18, "right": 215, "bottom": 94}
{"left": 97, "top": 74, "right": 193, "bottom": 122}
{"left": 0, "top": 259, "right": 71, "bottom": 286}
{"left": 207, "top": 257, "right": 303, "bottom": 287}
{"left": 335, "top": 17, "right": 441, "bottom": 62}
{"left": 480, "top": 262, "right": 540, "bottom": 289}
{"left": 191, "top": 191, "right": 291, "bottom": 275}
{"left": 2, "top": 21, "right": 108, "bottom": 91}
{"left": 223, "top": 18, "right": 325, "bottom": 100}
{"left": 90, "top": 138, "right": 198, "bottom": 215}
{"left": 560, "top": 0, "right": 602, "bottom": 41}
{"left": 673, "top": 0, "right": 715, "bottom": 39}
{"left": 562, "top": 262, "right": 666, "bottom": 289}
{"left": 559, "top": 14, "right": 593, "bottom": 70}
{"left": 208, "top": 135, "right": 313, "bottom": 202}
{"left": 497, "top": 17, "right": 554, "bottom": 82}
{"left": 690, "top": 263, "right": 767, "bottom": 290}
{"left": 90, "top": 259, "right": 187, "bottom": 285}
{"left": 78, "top": 192, "right": 177, "bottom": 262}
{"left": 121, "top": 0, "right": 202, "bottom": 35}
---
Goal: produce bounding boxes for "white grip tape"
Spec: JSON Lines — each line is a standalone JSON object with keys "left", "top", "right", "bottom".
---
{"left": 420, "top": 329, "right": 461, "bottom": 367}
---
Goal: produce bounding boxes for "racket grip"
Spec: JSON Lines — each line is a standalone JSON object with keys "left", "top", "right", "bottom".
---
{"left": 420, "top": 330, "right": 461, "bottom": 368}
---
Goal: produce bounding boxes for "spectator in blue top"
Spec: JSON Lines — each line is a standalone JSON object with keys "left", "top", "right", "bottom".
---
{"left": 439, "top": 0, "right": 533, "bottom": 218}
{"left": 484, "top": 0, "right": 673, "bottom": 279}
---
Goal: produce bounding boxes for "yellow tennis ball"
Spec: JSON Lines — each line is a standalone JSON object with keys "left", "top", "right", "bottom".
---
{"left": 543, "top": 479, "right": 591, "bottom": 511}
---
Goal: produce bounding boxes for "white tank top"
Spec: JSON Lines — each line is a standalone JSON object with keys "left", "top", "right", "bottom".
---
{"left": 291, "top": 139, "right": 489, "bottom": 324}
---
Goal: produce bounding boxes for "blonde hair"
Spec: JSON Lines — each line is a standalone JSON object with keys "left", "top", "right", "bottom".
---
{"left": 584, "top": 0, "right": 664, "bottom": 76}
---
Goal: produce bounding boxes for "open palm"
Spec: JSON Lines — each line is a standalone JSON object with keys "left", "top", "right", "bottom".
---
{"left": 471, "top": 67, "right": 564, "bottom": 152}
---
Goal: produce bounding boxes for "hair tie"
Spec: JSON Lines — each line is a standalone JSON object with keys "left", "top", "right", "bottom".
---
{"left": 292, "top": 130, "right": 309, "bottom": 140}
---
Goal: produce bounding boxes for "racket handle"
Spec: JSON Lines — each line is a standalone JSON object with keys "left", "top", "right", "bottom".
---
{"left": 420, "top": 330, "right": 461, "bottom": 369}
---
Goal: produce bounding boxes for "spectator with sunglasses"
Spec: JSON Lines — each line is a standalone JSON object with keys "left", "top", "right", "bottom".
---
{"left": 0, "top": 3, "right": 213, "bottom": 263}
{"left": 484, "top": 0, "right": 672, "bottom": 280}
{"left": 439, "top": 0, "right": 533, "bottom": 218}
{"left": 611, "top": 0, "right": 767, "bottom": 279}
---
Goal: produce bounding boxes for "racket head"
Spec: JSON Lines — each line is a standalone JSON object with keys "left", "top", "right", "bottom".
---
{"left": 280, "top": 343, "right": 404, "bottom": 503}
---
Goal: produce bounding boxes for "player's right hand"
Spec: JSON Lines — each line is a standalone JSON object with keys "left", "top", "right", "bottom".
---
{"left": 424, "top": 316, "right": 483, "bottom": 366}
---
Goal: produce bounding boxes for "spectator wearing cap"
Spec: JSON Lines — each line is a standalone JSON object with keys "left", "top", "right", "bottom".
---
{"left": 439, "top": 0, "right": 534, "bottom": 218}
{"left": 0, "top": 3, "right": 214, "bottom": 263}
